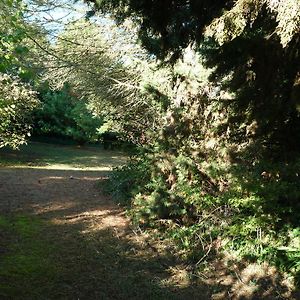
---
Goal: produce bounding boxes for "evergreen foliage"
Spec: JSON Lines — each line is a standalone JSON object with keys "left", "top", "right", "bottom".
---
{"left": 91, "top": 0, "right": 300, "bottom": 287}
{"left": 34, "top": 86, "right": 104, "bottom": 144}
{"left": 85, "top": 0, "right": 229, "bottom": 60}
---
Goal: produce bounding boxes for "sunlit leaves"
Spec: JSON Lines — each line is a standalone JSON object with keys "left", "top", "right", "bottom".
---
{"left": 0, "top": 0, "right": 27, "bottom": 73}
{"left": 206, "top": 0, "right": 300, "bottom": 48}
{"left": 205, "top": 0, "right": 263, "bottom": 45}
{"left": 269, "top": 0, "right": 300, "bottom": 47}
{"left": 0, "top": 74, "right": 39, "bottom": 148}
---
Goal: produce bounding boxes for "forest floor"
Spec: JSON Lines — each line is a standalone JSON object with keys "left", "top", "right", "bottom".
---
{"left": 0, "top": 142, "right": 298, "bottom": 299}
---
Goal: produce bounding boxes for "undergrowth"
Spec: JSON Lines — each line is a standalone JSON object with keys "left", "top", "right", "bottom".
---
{"left": 105, "top": 152, "right": 300, "bottom": 288}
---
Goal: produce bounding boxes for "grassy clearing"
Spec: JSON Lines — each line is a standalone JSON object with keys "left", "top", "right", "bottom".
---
{"left": 0, "top": 141, "right": 127, "bottom": 170}
{"left": 0, "top": 215, "right": 58, "bottom": 299}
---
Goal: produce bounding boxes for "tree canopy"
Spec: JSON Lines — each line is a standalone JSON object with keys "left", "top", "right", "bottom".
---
{"left": 0, "top": 0, "right": 41, "bottom": 148}
{"left": 85, "top": 0, "right": 300, "bottom": 155}
{"left": 85, "top": 0, "right": 300, "bottom": 58}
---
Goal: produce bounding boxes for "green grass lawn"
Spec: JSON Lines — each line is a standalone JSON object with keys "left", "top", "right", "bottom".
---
{"left": 0, "top": 141, "right": 127, "bottom": 170}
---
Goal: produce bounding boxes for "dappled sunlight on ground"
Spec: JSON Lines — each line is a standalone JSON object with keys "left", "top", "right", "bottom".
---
{"left": 1, "top": 165, "right": 298, "bottom": 299}
{"left": 50, "top": 209, "right": 129, "bottom": 234}
{"left": 0, "top": 163, "right": 115, "bottom": 171}
{"left": 0, "top": 164, "right": 299, "bottom": 299}
{"left": 21, "top": 164, "right": 113, "bottom": 171}
{"left": 40, "top": 174, "right": 106, "bottom": 182}
{"left": 0, "top": 164, "right": 210, "bottom": 298}
{"left": 0, "top": 167, "right": 111, "bottom": 213}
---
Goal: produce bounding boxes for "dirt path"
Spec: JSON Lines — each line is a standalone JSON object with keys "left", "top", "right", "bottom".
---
{"left": 0, "top": 166, "right": 210, "bottom": 299}
{"left": 0, "top": 168, "right": 127, "bottom": 229}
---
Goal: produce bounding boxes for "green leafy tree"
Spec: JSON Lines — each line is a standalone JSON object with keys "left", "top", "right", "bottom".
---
{"left": 84, "top": 0, "right": 228, "bottom": 61}
{"left": 0, "top": 0, "right": 45, "bottom": 79}
{"left": 86, "top": 0, "right": 300, "bottom": 59}
{"left": 85, "top": 0, "right": 300, "bottom": 156}
{"left": 42, "top": 19, "right": 164, "bottom": 144}
{"left": 12, "top": 0, "right": 299, "bottom": 287}
{"left": 35, "top": 86, "right": 104, "bottom": 144}
{"left": 0, "top": 0, "right": 26, "bottom": 73}
{"left": 0, "top": 74, "right": 39, "bottom": 148}
{"left": 202, "top": 0, "right": 300, "bottom": 155}
{"left": 0, "top": 0, "right": 41, "bottom": 148}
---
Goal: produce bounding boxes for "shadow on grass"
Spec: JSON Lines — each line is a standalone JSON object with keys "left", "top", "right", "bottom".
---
{"left": 1, "top": 211, "right": 299, "bottom": 299}
{"left": 0, "top": 212, "right": 211, "bottom": 300}
{"left": 1, "top": 212, "right": 299, "bottom": 299}
{"left": 0, "top": 168, "right": 113, "bottom": 214}
{"left": 0, "top": 166, "right": 209, "bottom": 299}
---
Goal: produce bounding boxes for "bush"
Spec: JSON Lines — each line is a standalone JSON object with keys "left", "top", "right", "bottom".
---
{"left": 103, "top": 152, "right": 151, "bottom": 206}
{"left": 34, "top": 86, "right": 103, "bottom": 145}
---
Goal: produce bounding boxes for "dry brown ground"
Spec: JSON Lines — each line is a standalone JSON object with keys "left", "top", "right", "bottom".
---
{"left": 0, "top": 167, "right": 127, "bottom": 229}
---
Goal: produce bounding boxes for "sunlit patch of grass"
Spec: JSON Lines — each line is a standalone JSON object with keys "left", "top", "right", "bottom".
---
{"left": 0, "top": 141, "right": 127, "bottom": 170}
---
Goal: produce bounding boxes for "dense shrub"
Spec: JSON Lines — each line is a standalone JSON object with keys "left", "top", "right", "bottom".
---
{"left": 107, "top": 148, "right": 300, "bottom": 279}
{"left": 104, "top": 152, "right": 151, "bottom": 206}
{"left": 34, "top": 86, "right": 103, "bottom": 145}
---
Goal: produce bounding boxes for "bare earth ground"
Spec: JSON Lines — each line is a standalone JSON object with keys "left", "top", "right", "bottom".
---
{"left": 0, "top": 144, "right": 299, "bottom": 299}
